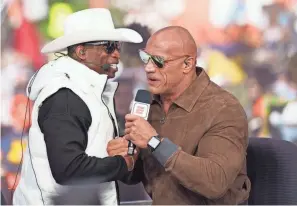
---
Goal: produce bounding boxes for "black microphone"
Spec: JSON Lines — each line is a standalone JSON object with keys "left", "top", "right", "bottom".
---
{"left": 102, "top": 64, "right": 111, "bottom": 71}
{"left": 128, "top": 90, "right": 152, "bottom": 155}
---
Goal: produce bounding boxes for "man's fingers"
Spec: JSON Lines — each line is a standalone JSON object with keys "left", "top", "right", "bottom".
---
{"left": 125, "top": 114, "right": 139, "bottom": 121}
{"left": 108, "top": 148, "right": 128, "bottom": 157}
{"left": 118, "top": 152, "right": 128, "bottom": 157}
{"left": 124, "top": 134, "right": 136, "bottom": 142}
{"left": 125, "top": 128, "right": 131, "bottom": 135}
{"left": 107, "top": 138, "right": 128, "bottom": 153}
{"left": 108, "top": 138, "right": 124, "bottom": 146}
{"left": 108, "top": 141, "right": 128, "bottom": 151}
{"left": 125, "top": 122, "right": 134, "bottom": 128}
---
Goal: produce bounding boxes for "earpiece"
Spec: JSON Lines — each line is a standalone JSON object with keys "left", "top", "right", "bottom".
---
{"left": 183, "top": 57, "right": 194, "bottom": 74}
{"left": 80, "top": 50, "right": 85, "bottom": 55}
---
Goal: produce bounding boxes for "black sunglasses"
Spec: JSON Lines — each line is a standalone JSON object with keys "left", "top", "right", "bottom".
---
{"left": 139, "top": 49, "right": 189, "bottom": 68}
{"left": 85, "top": 41, "right": 122, "bottom": 54}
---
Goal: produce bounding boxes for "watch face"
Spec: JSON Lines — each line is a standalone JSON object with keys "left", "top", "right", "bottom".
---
{"left": 149, "top": 136, "right": 160, "bottom": 149}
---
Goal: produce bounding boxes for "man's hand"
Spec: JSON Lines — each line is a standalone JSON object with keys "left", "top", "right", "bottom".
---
{"left": 123, "top": 156, "right": 135, "bottom": 171}
{"left": 107, "top": 138, "right": 129, "bottom": 157}
{"left": 107, "top": 138, "right": 138, "bottom": 171}
{"left": 124, "top": 114, "right": 158, "bottom": 149}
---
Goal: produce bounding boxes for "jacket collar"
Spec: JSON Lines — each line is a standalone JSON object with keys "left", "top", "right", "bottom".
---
{"left": 153, "top": 67, "right": 210, "bottom": 112}
{"left": 54, "top": 56, "right": 117, "bottom": 94}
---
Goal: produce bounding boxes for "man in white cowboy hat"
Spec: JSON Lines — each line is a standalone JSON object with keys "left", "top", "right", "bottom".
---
{"left": 13, "top": 8, "right": 143, "bottom": 205}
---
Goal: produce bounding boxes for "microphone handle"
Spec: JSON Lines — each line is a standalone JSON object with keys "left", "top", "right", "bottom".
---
{"left": 127, "top": 99, "right": 151, "bottom": 156}
{"left": 127, "top": 140, "right": 136, "bottom": 155}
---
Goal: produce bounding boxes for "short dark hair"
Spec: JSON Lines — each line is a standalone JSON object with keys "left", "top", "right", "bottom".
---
{"left": 67, "top": 43, "right": 83, "bottom": 57}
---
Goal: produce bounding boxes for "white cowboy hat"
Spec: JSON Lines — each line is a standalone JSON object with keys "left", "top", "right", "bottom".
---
{"left": 41, "top": 8, "right": 143, "bottom": 53}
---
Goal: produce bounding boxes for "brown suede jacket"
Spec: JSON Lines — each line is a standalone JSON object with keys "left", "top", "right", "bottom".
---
{"left": 124, "top": 68, "right": 251, "bottom": 205}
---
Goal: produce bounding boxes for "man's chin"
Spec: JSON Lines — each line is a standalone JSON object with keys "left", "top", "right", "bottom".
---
{"left": 107, "top": 73, "right": 116, "bottom": 79}
{"left": 148, "top": 86, "right": 161, "bottom": 95}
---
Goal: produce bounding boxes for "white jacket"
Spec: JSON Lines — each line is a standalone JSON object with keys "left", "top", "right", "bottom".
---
{"left": 13, "top": 56, "right": 119, "bottom": 205}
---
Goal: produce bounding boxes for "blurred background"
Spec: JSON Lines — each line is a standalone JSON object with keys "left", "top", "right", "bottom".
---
{"left": 1, "top": 0, "right": 297, "bottom": 203}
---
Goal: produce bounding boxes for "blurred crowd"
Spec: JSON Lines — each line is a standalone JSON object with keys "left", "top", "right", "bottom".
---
{"left": 1, "top": 0, "right": 297, "bottom": 192}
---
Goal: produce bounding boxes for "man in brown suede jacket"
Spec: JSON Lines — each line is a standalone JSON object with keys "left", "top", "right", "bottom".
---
{"left": 107, "top": 26, "right": 251, "bottom": 205}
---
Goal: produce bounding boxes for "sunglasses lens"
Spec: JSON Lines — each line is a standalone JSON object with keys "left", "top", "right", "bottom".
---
{"left": 139, "top": 50, "right": 164, "bottom": 68}
{"left": 105, "top": 42, "right": 121, "bottom": 54}
{"left": 152, "top": 57, "right": 164, "bottom": 68}
{"left": 114, "top": 42, "right": 121, "bottom": 51}
{"left": 139, "top": 50, "right": 150, "bottom": 64}
{"left": 106, "top": 43, "right": 115, "bottom": 54}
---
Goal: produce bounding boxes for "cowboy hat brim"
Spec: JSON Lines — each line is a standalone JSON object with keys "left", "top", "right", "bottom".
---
{"left": 41, "top": 28, "right": 143, "bottom": 53}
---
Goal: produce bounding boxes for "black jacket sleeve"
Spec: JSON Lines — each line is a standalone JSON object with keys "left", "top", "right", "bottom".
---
{"left": 38, "top": 88, "right": 128, "bottom": 184}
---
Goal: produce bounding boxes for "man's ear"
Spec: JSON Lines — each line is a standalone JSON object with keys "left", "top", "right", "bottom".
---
{"left": 75, "top": 45, "right": 87, "bottom": 60}
{"left": 183, "top": 57, "right": 195, "bottom": 74}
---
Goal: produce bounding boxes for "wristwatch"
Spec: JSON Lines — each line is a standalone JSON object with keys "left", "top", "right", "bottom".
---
{"left": 148, "top": 135, "right": 161, "bottom": 151}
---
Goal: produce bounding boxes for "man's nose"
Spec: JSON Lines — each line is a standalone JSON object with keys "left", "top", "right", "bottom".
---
{"left": 144, "top": 60, "right": 156, "bottom": 73}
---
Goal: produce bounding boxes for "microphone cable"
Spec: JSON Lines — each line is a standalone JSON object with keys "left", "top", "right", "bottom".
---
{"left": 10, "top": 69, "right": 45, "bottom": 205}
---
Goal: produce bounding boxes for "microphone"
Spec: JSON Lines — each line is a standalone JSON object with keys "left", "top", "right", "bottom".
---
{"left": 128, "top": 90, "right": 152, "bottom": 155}
{"left": 102, "top": 64, "right": 111, "bottom": 71}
